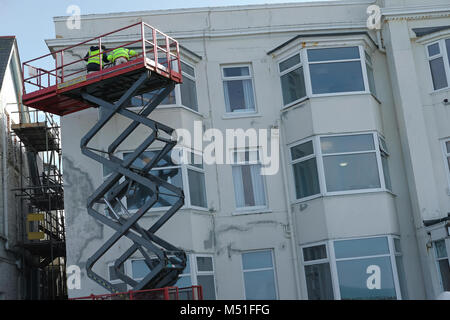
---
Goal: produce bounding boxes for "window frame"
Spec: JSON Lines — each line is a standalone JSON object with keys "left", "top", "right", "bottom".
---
{"left": 221, "top": 64, "right": 258, "bottom": 115}
{"left": 426, "top": 38, "right": 450, "bottom": 92}
{"left": 278, "top": 52, "right": 308, "bottom": 108}
{"left": 230, "top": 148, "right": 269, "bottom": 214}
{"left": 240, "top": 249, "right": 279, "bottom": 300}
{"left": 441, "top": 138, "right": 450, "bottom": 191}
{"left": 178, "top": 60, "right": 199, "bottom": 111}
{"left": 289, "top": 132, "right": 392, "bottom": 203}
{"left": 103, "top": 147, "right": 208, "bottom": 213}
{"left": 433, "top": 239, "right": 450, "bottom": 292}
{"left": 304, "top": 235, "right": 405, "bottom": 300}
{"left": 300, "top": 242, "right": 336, "bottom": 300}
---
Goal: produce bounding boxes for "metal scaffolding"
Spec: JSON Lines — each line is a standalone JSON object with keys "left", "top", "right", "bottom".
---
{"left": 11, "top": 109, "right": 66, "bottom": 300}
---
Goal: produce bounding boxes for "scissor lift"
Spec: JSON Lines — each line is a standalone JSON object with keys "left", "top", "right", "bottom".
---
{"left": 22, "top": 22, "right": 187, "bottom": 294}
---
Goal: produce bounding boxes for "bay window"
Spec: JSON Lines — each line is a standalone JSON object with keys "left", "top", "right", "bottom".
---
{"left": 307, "top": 46, "right": 365, "bottom": 94}
{"left": 434, "top": 240, "right": 450, "bottom": 291}
{"left": 290, "top": 132, "right": 392, "bottom": 200}
{"left": 426, "top": 38, "right": 450, "bottom": 91}
{"left": 302, "top": 244, "right": 334, "bottom": 300}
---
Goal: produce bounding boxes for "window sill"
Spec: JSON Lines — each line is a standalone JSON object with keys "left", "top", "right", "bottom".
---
{"left": 232, "top": 208, "right": 272, "bottom": 216}
{"left": 291, "top": 189, "right": 396, "bottom": 204}
{"left": 128, "top": 205, "right": 210, "bottom": 215}
{"left": 128, "top": 104, "right": 204, "bottom": 118}
{"left": 222, "top": 111, "right": 261, "bottom": 120}
{"left": 280, "top": 97, "right": 309, "bottom": 113}
{"left": 430, "top": 87, "right": 450, "bottom": 95}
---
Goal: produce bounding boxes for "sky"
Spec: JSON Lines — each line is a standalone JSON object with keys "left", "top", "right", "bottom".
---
{"left": 1, "top": 0, "right": 330, "bottom": 64}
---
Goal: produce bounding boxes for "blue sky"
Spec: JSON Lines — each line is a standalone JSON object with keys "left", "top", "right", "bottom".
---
{"left": 1, "top": 0, "right": 328, "bottom": 63}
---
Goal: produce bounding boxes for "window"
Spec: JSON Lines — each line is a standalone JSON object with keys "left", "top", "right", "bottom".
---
{"left": 180, "top": 61, "right": 198, "bottom": 111}
{"left": 307, "top": 46, "right": 365, "bottom": 94}
{"left": 108, "top": 263, "right": 128, "bottom": 293}
{"left": 434, "top": 240, "right": 450, "bottom": 291}
{"left": 365, "top": 51, "right": 377, "bottom": 96}
{"left": 222, "top": 65, "right": 256, "bottom": 113}
{"left": 426, "top": 38, "right": 450, "bottom": 91}
{"left": 393, "top": 238, "right": 408, "bottom": 299}
{"left": 232, "top": 150, "right": 267, "bottom": 210}
{"left": 379, "top": 136, "right": 392, "bottom": 191}
{"left": 333, "top": 237, "right": 398, "bottom": 300}
{"left": 120, "top": 148, "right": 207, "bottom": 210}
{"left": 279, "top": 54, "right": 307, "bottom": 106}
{"left": 129, "top": 60, "right": 198, "bottom": 110}
{"left": 290, "top": 140, "right": 320, "bottom": 199}
{"left": 242, "top": 250, "right": 277, "bottom": 300}
{"left": 442, "top": 139, "right": 450, "bottom": 188}
{"left": 131, "top": 254, "right": 217, "bottom": 299}
{"left": 302, "top": 244, "right": 334, "bottom": 300}
{"left": 321, "top": 133, "right": 381, "bottom": 192}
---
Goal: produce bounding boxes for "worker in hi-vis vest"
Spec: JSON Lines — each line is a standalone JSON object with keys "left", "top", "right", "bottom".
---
{"left": 107, "top": 47, "right": 137, "bottom": 66}
{"left": 84, "top": 45, "right": 109, "bottom": 73}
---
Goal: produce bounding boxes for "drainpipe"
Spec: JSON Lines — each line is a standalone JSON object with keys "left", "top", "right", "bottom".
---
{"left": 276, "top": 118, "right": 302, "bottom": 299}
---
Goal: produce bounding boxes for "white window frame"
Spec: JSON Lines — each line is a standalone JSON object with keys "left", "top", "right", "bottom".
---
{"left": 102, "top": 148, "right": 208, "bottom": 213}
{"left": 433, "top": 239, "right": 450, "bottom": 292}
{"left": 240, "top": 249, "right": 279, "bottom": 300}
{"left": 289, "top": 137, "right": 323, "bottom": 202}
{"left": 278, "top": 52, "right": 308, "bottom": 109}
{"left": 304, "top": 45, "right": 370, "bottom": 98}
{"left": 221, "top": 64, "right": 258, "bottom": 115}
{"left": 230, "top": 148, "right": 269, "bottom": 214}
{"left": 300, "top": 242, "right": 335, "bottom": 300}
{"left": 426, "top": 38, "right": 450, "bottom": 92}
{"left": 441, "top": 138, "right": 450, "bottom": 191}
{"left": 318, "top": 235, "right": 405, "bottom": 300}
{"left": 177, "top": 60, "right": 199, "bottom": 111}
{"left": 289, "top": 132, "right": 392, "bottom": 203}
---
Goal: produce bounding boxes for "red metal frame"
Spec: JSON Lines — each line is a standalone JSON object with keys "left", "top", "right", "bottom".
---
{"left": 69, "top": 286, "right": 203, "bottom": 300}
{"left": 22, "top": 22, "right": 183, "bottom": 116}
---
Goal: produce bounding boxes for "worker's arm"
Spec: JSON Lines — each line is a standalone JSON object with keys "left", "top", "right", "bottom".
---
{"left": 129, "top": 49, "right": 136, "bottom": 57}
{"left": 107, "top": 54, "right": 113, "bottom": 62}
{"left": 103, "top": 52, "right": 109, "bottom": 63}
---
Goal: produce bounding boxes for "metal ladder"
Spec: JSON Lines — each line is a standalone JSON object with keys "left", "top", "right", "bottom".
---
{"left": 79, "top": 71, "right": 186, "bottom": 293}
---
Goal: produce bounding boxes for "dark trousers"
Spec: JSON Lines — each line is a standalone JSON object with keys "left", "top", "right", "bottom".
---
{"left": 87, "top": 63, "right": 100, "bottom": 73}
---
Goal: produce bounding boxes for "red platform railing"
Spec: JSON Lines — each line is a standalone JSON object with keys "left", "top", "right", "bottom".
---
{"left": 22, "top": 22, "right": 182, "bottom": 96}
{"left": 69, "top": 286, "right": 203, "bottom": 301}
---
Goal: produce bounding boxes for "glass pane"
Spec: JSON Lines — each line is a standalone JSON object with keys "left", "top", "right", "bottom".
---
{"left": 446, "top": 141, "right": 450, "bottom": 154}
{"left": 293, "top": 158, "right": 320, "bottom": 199}
{"left": 109, "top": 264, "right": 124, "bottom": 281}
{"left": 125, "top": 151, "right": 176, "bottom": 169}
{"left": 337, "top": 256, "right": 397, "bottom": 300}
{"left": 428, "top": 43, "right": 440, "bottom": 56}
{"left": 437, "top": 259, "right": 450, "bottom": 291}
{"left": 242, "top": 251, "right": 273, "bottom": 270}
{"left": 305, "top": 263, "right": 334, "bottom": 300}
{"left": 321, "top": 134, "right": 375, "bottom": 154}
{"left": 366, "top": 64, "right": 377, "bottom": 96}
{"left": 140, "top": 89, "right": 176, "bottom": 106}
{"left": 395, "top": 256, "right": 408, "bottom": 299}
{"left": 188, "top": 169, "right": 207, "bottom": 207}
{"left": 446, "top": 39, "right": 450, "bottom": 66}
{"left": 175, "top": 275, "right": 192, "bottom": 288}
{"left": 291, "top": 141, "right": 314, "bottom": 160}
{"left": 334, "top": 237, "right": 389, "bottom": 259}
{"left": 281, "top": 66, "right": 306, "bottom": 105}
{"left": 243, "top": 270, "right": 277, "bottom": 299}
{"left": 382, "top": 155, "right": 392, "bottom": 191}
{"left": 132, "top": 260, "right": 150, "bottom": 279}
{"left": 233, "top": 164, "right": 266, "bottom": 208}
{"left": 310, "top": 61, "right": 365, "bottom": 94}
{"left": 224, "top": 79, "right": 255, "bottom": 112}
{"left": 430, "top": 57, "right": 448, "bottom": 90}
{"left": 308, "top": 46, "right": 360, "bottom": 62}
{"left": 279, "top": 54, "right": 301, "bottom": 72}
{"left": 394, "top": 238, "right": 401, "bottom": 253}
{"left": 323, "top": 153, "right": 381, "bottom": 192}
{"left": 223, "top": 66, "right": 250, "bottom": 77}
{"left": 198, "top": 275, "right": 216, "bottom": 300}
{"left": 180, "top": 76, "right": 198, "bottom": 111}
{"left": 196, "top": 256, "right": 213, "bottom": 272}
{"left": 181, "top": 61, "right": 195, "bottom": 77}
{"left": 303, "top": 245, "right": 327, "bottom": 261}
{"left": 435, "top": 240, "right": 448, "bottom": 259}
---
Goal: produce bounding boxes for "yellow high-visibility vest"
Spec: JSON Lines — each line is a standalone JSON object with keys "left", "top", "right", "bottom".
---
{"left": 107, "top": 48, "right": 136, "bottom": 63}
{"left": 87, "top": 49, "right": 105, "bottom": 66}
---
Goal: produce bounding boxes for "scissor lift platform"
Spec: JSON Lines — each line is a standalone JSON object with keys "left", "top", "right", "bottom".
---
{"left": 21, "top": 23, "right": 188, "bottom": 295}
{"left": 22, "top": 22, "right": 182, "bottom": 116}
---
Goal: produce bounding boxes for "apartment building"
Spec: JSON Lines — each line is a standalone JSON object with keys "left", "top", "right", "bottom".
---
{"left": 46, "top": 0, "right": 450, "bottom": 299}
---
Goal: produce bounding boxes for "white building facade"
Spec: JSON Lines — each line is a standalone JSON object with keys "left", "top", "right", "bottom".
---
{"left": 47, "top": 0, "right": 450, "bottom": 299}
